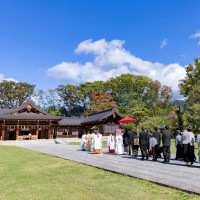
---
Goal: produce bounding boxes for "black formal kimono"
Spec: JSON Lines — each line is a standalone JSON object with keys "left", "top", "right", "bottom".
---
{"left": 123, "top": 131, "right": 129, "bottom": 154}
{"left": 162, "top": 130, "right": 171, "bottom": 163}
{"left": 127, "top": 131, "right": 133, "bottom": 155}
{"left": 139, "top": 131, "right": 148, "bottom": 160}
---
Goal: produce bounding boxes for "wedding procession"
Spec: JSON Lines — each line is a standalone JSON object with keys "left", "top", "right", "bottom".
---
{"left": 81, "top": 126, "right": 200, "bottom": 166}
{"left": 1, "top": 0, "right": 200, "bottom": 199}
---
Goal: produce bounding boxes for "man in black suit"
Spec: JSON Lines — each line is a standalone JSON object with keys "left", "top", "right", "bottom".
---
{"left": 127, "top": 128, "right": 133, "bottom": 155}
{"left": 162, "top": 125, "right": 171, "bottom": 163}
{"left": 153, "top": 127, "right": 161, "bottom": 158}
{"left": 139, "top": 126, "right": 148, "bottom": 160}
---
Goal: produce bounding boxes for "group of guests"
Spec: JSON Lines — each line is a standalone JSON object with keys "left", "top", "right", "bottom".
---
{"left": 81, "top": 126, "right": 200, "bottom": 165}
{"left": 122, "top": 126, "right": 171, "bottom": 163}
{"left": 81, "top": 131, "right": 103, "bottom": 154}
{"left": 175, "top": 127, "right": 200, "bottom": 166}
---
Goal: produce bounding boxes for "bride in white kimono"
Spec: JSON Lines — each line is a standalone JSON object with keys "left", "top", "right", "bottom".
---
{"left": 115, "top": 129, "right": 123, "bottom": 155}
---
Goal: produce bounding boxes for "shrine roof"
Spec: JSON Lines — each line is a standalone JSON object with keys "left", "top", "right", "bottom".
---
{"left": 59, "top": 117, "right": 85, "bottom": 126}
{"left": 0, "top": 113, "right": 63, "bottom": 120}
{"left": 81, "top": 108, "right": 123, "bottom": 124}
{"left": 0, "top": 99, "right": 63, "bottom": 121}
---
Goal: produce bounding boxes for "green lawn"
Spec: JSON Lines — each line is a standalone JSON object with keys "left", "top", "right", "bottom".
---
{"left": 0, "top": 146, "right": 199, "bottom": 200}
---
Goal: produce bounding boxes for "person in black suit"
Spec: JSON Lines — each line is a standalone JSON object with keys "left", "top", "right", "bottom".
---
{"left": 162, "top": 125, "right": 171, "bottom": 163}
{"left": 153, "top": 127, "right": 161, "bottom": 158}
{"left": 127, "top": 128, "right": 134, "bottom": 155}
{"left": 123, "top": 128, "right": 129, "bottom": 155}
{"left": 139, "top": 126, "right": 148, "bottom": 160}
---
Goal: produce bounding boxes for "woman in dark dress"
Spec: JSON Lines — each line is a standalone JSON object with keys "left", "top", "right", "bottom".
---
{"left": 147, "top": 130, "right": 151, "bottom": 156}
{"left": 188, "top": 127, "right": 196, "bottom": 164}
{"left": 123, "top": 128, "right": 129, "bottom": 155}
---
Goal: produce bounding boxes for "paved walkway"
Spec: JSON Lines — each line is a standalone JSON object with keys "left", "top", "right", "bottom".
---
{"left": 19, "top": 144, "right": 200, "bottom": 194}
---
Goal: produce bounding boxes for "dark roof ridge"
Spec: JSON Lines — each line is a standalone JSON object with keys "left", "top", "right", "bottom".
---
{"left": 63, "top": 117, "right": 86, "bottom": 119}
{"left": 87, "top": 108, "right": 117, "bottom": 117}
{"left": 6, "top": 98, "right": 48, "bottom": 115}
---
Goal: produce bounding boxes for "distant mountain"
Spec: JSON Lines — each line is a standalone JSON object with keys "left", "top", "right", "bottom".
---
{"left": 172, "top": 100, "right": 186, "bottom": 110}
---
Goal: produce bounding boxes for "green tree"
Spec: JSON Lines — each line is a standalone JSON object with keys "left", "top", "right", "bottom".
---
{"left": 33, "top": 89, "right": 45, "bottom": 108}
{"left": 0, "top": 81, "right": 35, "bottom": 107}
{"left": 179, "top": 58, "right": 200, "bottom": 97}
{"left": 179, "top": 58, "right": 200, "bottom": 133}
{"left": 106, "top": 74, "right": 151, "bottom": 104}
{"left": 79, "top": 81, "right": 106, "bottom": 99}
{"left": 56, "top": 84, "right": 83, "bottom": 116}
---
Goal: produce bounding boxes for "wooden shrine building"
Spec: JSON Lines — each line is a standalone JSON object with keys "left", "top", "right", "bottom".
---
{"left": 57, "top": 108, "right": 123, "bottom": 138}
{"left": 0, "top": 99, "right": 63, "bottom": 140}
{"left": 81, "top": 108, "right": 123, "bottom": 136}
{"left": 0, "top": 99, "right": 123, "bottom": 140}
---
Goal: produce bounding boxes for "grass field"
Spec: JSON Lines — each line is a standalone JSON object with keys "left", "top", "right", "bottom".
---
{"left": 70, "top": 139, "right": 199, "bottom": 155}
{"left": 0, "top": 146, "right": 199, "bottom": 200}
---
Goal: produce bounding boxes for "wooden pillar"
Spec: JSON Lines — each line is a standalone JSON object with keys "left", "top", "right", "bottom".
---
{"left": 48, "top": 128, "right": 51, "bottom": 139}
{"left": 1, "top": 126, "right": 5, "bottom": 141}
{"left": 36, "top": 127, "right": 39, "bottom": 139}
{"left": 67, "top": 128, "right": 69, "bottom": 138}
{"left": 16, "top": 126, "right": 19, "bottom": 140}
{"left": 55, "top": 129, "right": 58, "bottom": 139}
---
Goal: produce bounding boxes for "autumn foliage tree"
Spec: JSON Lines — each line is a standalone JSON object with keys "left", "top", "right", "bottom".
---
{"left": 84, "top": 91, "right": 117, "bottom": 115}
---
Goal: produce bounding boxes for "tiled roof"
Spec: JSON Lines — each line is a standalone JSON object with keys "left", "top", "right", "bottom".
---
{"left": 0, "top": 99, "right": 63, "bottom": 120}
{"left": 58, "top": 108, "right": 123, "bottom": 126}
{"left": 0, "top": 108, "right": 15, "bottom": 115}
{"left": 8, "top": 99, "right": 48, "bottom": 115}
{"left": 0, "top": 113, "right": 63, "bottom": 120}
{"left": 82, "top": 108, "right": 123, "bottom": 124}
{"left": 59, "top": 117, "right": 85, "bottom": 126}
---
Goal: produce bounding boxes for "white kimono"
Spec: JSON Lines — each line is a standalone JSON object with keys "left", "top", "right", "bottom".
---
{"left": 93, "top": 135, "right": 102, "bottom": 150}
{"left": 115, "top": 135, "right": 123, "bottom": 155}
{"left": 81, "top": 135, "right": 87, "bottom": 151}
{"left": 107, "top": 135, "right": 115, "bottom": 150}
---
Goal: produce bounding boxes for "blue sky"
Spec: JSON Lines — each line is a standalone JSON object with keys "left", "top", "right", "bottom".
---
{"left": 0, "top": 0, "right": 200, "bottom": 99}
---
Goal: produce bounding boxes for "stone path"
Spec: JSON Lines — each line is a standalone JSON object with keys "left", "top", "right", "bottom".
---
{"left": 0, "top": 138, "right": 82, "bottom": 145}
{"left": 19, "top": 144, "right": 200, "bottom": 194}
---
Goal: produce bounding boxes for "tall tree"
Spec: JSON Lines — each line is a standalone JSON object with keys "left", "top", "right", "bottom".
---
{"left": 179, "top": 58, "right": 200, "bottom": 133}
{"left": 179, "top": 58, "right": 200, "bottom": 97}
{"left": 106, "top": 73, "right": 151, "bottom": 104}
{"left": 56, "top": 84, "right": 83, "bottom": 116}
{"left": 79, "top": 81, "right": 106, "bottom": 99}
{"left": 0, "top": 81, "right": 35, "bottom": 107}
{"left": 84, "top": 91, "right": 117, "bottom": 115}
{"left": 144, "top": 80, "right": 173, "bottom": 116}
{"left": 33, "top": 89, "right": 45, "bottom": 108}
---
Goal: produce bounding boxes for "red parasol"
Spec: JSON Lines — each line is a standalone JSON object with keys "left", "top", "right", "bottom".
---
{"left": 118, "top": 117, "right": 137, "bottom": 123}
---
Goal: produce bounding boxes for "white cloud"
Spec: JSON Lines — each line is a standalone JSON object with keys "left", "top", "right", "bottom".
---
{"left": 189, "top": 31, "right": 200, "bottom": 46}
{"left": 160, "top": 39, "right": 167, "bottom": 49}
{"left": 46, "top": 39, "right": 186, "bottom": 99}
{"left": 189, "top": 31, "right": 200, "bottom": 39}
{"left": 0, "top": 73, "right": 18, "bottom": 82}
{"left": 180, "top": 54, "right": 187, "bottom": 59}
{"left": 0, "top": 74, "right": 4, "bottom": 81}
